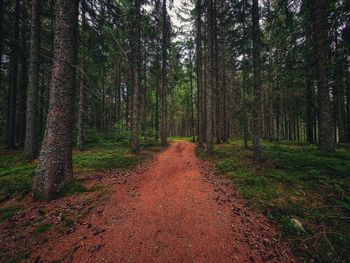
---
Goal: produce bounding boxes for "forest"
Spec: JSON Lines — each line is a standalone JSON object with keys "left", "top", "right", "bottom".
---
{"left": 0, "top": 0, "right": 349, "bottom": 262}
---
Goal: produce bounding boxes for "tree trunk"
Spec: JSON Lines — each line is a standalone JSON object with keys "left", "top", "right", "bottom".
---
{"left": 206, "top": 0, "right": 214, "bottom": 153}
{"left": 25, "top": 0, "right": 41, "bottom": 159}
{"left": 252, "top": 0, "right": 263, "bottom": 160}
{"left": 335, "top": 60, "right": 346, "bottom": 143}
{"left": 7, "top": 0, "right": 20, "bottom": 149}
{"left": 196, "top": 0, "right": 204, "bottom": 148}
{"left": 0, "top": 0, "right": 4, "bottom": 93}
{"left": 160, "top": 0, "right": 168, "bottom": 146}
{"left": 130, "top": 0, "right": 141, "bottom": 153}
{"left": 306, "top": 79, "right": 314, "bottom": 143}
{"left": 32, "top": 0, "right": 79, "bottom": 200}
{"left": 311, "top": 0, "right": 334, "bottom": 151}
{"left": 77, "top": 3, "right": 86, "bottom": 151}
{"left": 18, "top": 3, "right": 28, "bottom": 146}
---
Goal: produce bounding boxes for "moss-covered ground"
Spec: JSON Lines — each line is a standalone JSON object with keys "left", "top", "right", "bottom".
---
{"left": 0, "top": 134, "right": 161, "bottom": 204}
{"left": 197, "top": 139, "right": 350, "bottom": 262}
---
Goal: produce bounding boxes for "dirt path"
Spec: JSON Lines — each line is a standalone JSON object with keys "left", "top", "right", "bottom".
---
{"left": 33, "top": 141, "right": 293, "bottom": 263}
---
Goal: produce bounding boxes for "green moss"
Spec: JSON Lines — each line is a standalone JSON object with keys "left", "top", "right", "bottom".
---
{"left": 197, "top": 139, "right": 350, "bottom": 262}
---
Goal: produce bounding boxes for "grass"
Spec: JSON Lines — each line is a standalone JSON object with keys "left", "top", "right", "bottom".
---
{"left": 168, "top": 136, "right": 194, "bottom": 142}
{"left": 197, "top": 139, "right": 350, "bottom": 262}
{"left": 0, "top": 135, "right": 160, "bottom": 203}
{"left": 35, "top": 223, "right": 53, "bottom": 235}
{"left": 0, "top": 207, "right": 20, "bottom": 222}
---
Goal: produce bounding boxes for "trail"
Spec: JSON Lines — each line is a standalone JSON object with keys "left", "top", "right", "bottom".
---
{"left": 33, "top": 141, "right": 293, "bottom": 263}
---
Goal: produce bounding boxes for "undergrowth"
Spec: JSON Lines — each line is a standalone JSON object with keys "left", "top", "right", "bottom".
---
{"left": 0, "top": 133, "right": 161, "bottom": 203}
{"left": 197, "top": 139, "right": 350, "bottom": 262}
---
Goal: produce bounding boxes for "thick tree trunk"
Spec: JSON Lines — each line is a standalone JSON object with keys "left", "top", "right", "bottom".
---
{"left": 32, "top": 0, "right": 79, "bottom": 200}
{"left": 311, "top": 0, "right": 334, "bottom": 151}
{"left": 25, "top": 0, "right": 41, "bottom": 159}
{"left": 252, "top": 0, "right": 263, "bottom": 160}
{"left": 7, "top": 0, "right": 20, "bottom": 149}
{"left": 131, "top": 0, "right": 141, "bottom": 153}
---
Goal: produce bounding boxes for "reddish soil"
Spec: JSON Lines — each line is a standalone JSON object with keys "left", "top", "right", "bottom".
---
{"left": 15, "top": 141, "right": 293, "bottom": 262}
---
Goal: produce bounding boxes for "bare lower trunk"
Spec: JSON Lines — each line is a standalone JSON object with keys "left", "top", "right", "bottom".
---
{"left": 32, "top": 0, "right": 79, "bottom": 200}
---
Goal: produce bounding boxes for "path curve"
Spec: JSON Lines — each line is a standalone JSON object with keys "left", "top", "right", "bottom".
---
{"left": 33, "top": 141, "right": 293, "bottom": 263}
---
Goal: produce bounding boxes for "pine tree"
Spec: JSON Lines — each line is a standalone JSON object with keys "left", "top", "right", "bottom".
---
{"left": 32, "top": 0, "right": 79, "bottom": 200}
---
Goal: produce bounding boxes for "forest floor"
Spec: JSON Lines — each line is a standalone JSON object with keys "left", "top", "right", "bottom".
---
{"left": 0, "top": 141, "right": 294, "bottom": 262}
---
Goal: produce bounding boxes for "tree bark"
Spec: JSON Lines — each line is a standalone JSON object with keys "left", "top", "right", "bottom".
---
{"left": 335, "top": 59, "right": 346, "bottom": 143}
{"left": 252, "top": 0, "right": 263, "bottom": 160}
{"left": 0, "top": 0, "right": 4, "bottom": 93}
{"left": 32, "top": 0, "right": 79, "bottom": 200}
{"left": 206, "top": 0, "right": 214, "bottom": 153}
{"left": 77, "top": 3, "right": 86, "bottom": 151}
{"left": 131, "top": 0, "right": 141, "bottom": 153}
{"left": 196, "top": 0, "right": 204, "bottom": 148}
{"left": 311, "top": 0, "right": 334, "bottom": 151}
{"left": 160, "top": 0, "right": 168, "bottom": 146}
{"left": 18, "top": 3, "right": 28, "bottom": 146}
{"left": 25, "top": 0, "right": 41, "bottom": 159}
{"left": 7, "top": 0, "right": 20, "bottom": 149}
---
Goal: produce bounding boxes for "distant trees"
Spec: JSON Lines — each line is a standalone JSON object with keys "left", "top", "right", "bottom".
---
{"left": 191, "top": 0, "right": 349, "bottom": 152}
{"left": 32, "top": 0, "right": 79, "bottom": 200}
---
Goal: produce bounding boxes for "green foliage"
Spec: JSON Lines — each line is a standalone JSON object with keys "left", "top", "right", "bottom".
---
{"left": 35, "top": 223, "right": 53, "bottom": 235}
{"left": 63, "top": 181, "right": 88, "bottom": 196}
{"left": 113, "top": 122, "right": 131, "bottom": 142}
{"left": 197, "top": 139, "right": 350, "bottom": 262}
{"left": 0, "top": 207, "right": 20, "bottom": 222}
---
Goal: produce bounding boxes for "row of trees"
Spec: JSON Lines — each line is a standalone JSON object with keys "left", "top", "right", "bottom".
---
{"left": 0, "top": 0, "right": 349, "bottom": 198}
{"left": 194, "top": 0, "right": 350, "bottom": 157}
{"left": 1, "top": 0, "right": 176, "bottom": 199}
